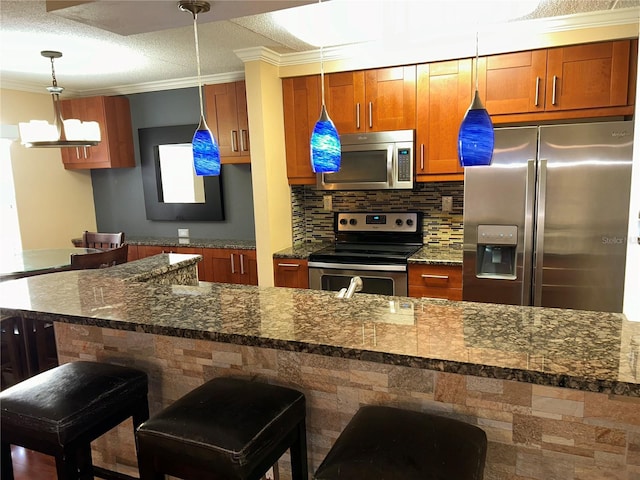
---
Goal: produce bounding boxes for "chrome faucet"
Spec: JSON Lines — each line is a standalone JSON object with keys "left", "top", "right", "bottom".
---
{"left": 336, "top": 276, "right": 363, "bottom": 299}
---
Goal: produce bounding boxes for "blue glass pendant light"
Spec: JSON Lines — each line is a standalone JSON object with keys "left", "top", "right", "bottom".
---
{"left": 180, "top": 0, "right": 220, "bottom": 176}
{"left": 458, "top": 33, "right": 494, "bottom": 167}
{"left": 310, "top": 5, "right": 340, "bottom": 174}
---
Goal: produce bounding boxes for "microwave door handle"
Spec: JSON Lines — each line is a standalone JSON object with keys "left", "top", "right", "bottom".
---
{"left": 387, "top": 145, "right": 394, "bottom": 185}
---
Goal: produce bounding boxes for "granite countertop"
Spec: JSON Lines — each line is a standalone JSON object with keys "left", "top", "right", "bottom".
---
{"left": 0, "top": 254, "right": 637, "bottom": 397}
{"left": 273, "top": 242, "right": 463, "bottom": 265}
{"left": 126, "top": 236, "right": 256, "bottom": 250}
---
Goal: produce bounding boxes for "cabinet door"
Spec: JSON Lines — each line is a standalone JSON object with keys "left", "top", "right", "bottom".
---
{"left": 127, "top": 245, "right": 139, "bottom": 262}
{"left": 204, "top": 81, "right": 250, "bottom": 163}
{"left": 545, "top": 40, "right": 630, "bottom": 111}
{"left": 138, "top": 245, "right": 166, "bottom": 258}
{"left": 324, "top": 71, "right": 365, "bottom": 134}
{"left": 364, "top": 66, "right": 416, "bottom": 132}
{"left": 416, "top": 60, "right": 471, "bottom": 179}
{"left": 479, "top": 50, "right": 547, "bottom": 115}
{"left": 408, "top": 264, "right": 462, "bottom": 300}
{"left": 283, "top": 75, "right": 320, "bottom": 185}
{"left": 205, "top": 248, "right": 257, "bottom": 285}
{"left": 273, "top": 259, "right": 309, "bottom": 288}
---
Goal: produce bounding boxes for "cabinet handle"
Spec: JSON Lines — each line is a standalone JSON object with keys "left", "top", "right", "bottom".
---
{"left": 75, "top": 147, "right": 81, "bottom": 159}
{"left": 420, "top": 144, "right": 424, "bottom": 171}
{"left": 240, "top": 254, "right": 245, "bottom": 275}
{"left": 231, "top": 130, "right": 239, "bottom": 152}
{"left": 356, "top": 103, "right": 361, "bottom": 129}
{"left": 551, "top": 75, "right": 557, "bottom": 105}
{"left": 230, "top": 253, "right": 235, "bottom": 274}
{"left": 534, "top": 77, "right": 540, "bottom": 107}
{"left": 277, "top": 263, "right": 300, "bottom": 268}
{"left": 240, "top": 129, "right": 249, "bottom": 151}
{"left": 421, "top": 274, "right": 449, "bottom": 280}
{"left": 368, "top": 102, "right": 373, "bottom": 129}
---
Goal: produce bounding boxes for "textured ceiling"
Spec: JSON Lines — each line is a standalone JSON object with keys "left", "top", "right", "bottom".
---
{"left": 0, "top": 0, "right": 638, "bottom": 96}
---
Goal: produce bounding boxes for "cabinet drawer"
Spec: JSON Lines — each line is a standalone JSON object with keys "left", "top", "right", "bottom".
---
{"left": 273, "top": 259, "right": 309, "bottom": 289}
{"left": 408, "top": 264, "right": 462, "bottom": 300}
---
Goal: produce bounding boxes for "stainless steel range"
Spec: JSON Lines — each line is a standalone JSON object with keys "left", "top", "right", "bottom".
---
{"left": 308, "top": 212, "right": 423, "bottom": 296}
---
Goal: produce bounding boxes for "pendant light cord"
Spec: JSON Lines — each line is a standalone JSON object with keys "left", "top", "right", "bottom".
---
{"left": 474, "top": 31, "right": 479, "bottom": 92}
{"left": 192, "top": 11, "right": 205, "bottom": 117}
{"left": 320, "top": 44, "right": 326, "bottom": 106}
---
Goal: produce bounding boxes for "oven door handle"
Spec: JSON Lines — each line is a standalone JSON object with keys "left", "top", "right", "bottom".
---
{"left": 308, "top": 261, "right": 407, "bottom": 272}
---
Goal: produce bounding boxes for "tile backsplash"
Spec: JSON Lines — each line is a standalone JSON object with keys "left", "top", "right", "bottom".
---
{"left": 291, "top": 182, "right": 464, "bottom": 246}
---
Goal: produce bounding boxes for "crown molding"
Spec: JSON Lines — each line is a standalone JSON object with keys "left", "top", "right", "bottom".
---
{"left": 234, "top": 47, "right": 283, "bottom": 66}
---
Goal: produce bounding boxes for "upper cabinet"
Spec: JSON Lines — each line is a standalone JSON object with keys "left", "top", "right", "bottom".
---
{"left": 325, "top": 66, "right": 416, "bottom": 133}
{"left": 204, "top": 81, "right": 250, "bottom": 164}
{"left": 59, "top": 95, "right": 135, "bottom": 170}
{"left": 282, "top": 75, "right": 321, "bottom": 185}
{"left": 479, "top": 40, "right": 634, "bottom": 121}
{"left": 415, "top": 59, "right": 471, "bottom": 181}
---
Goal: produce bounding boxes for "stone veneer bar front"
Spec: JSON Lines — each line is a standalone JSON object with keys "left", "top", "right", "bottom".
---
{"left": 0, "top": 254, "right": 638, "bottom": 480}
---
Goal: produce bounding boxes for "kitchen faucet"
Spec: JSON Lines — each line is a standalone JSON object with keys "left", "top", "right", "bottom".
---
{"left": 336, "top": 276, "right": 363, "bottom": 299}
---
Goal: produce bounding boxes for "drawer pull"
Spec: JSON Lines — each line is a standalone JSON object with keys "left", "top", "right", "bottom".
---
{"left": 421, "top": 274, "right": 449, "bottom": 280}
{"left": 277, "top": 263, "right": 300, "bottom": 268}
{"left": 240, "top": 254, "right": 245, "bottom": 275}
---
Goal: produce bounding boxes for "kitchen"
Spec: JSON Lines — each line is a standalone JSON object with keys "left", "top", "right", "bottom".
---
{"left": 1, "top": 1, "right": 640, "bottom": 479}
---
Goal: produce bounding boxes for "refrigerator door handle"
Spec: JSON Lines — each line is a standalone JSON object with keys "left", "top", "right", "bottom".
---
{"left": 522, "top": 158, "right": 537, "bottom": 306}
{"left": 533, "top": 159, "right": 548, "bottom": 306}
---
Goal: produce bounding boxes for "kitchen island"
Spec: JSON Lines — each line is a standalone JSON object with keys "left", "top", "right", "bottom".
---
{"left": 0, "top": 254, "right": 638, "bottom": 480}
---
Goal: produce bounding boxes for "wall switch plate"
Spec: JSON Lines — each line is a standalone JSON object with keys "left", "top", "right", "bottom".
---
{"left": 178, "top": 228, "right": 190, "bottom": 238}
{"left": 442, "top": 196, "right": 453, "bottom": 213}
{"left": 323, "top": 195, "right": 332, "bottom": 211}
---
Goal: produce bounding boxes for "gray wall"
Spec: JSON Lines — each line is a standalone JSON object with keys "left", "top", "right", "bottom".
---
{"left": 91, "top": 87, "right": 255, "bottom": 240}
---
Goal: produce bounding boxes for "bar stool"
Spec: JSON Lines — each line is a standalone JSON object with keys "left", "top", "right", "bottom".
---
{"left": 0, "top": 361, "right": 149, "bottom": 480}
{"left": 314, "top": 405, "right": 487, "bottom": 480}
{"left": 136, "top": 377, "right": 308, "bottom": 480}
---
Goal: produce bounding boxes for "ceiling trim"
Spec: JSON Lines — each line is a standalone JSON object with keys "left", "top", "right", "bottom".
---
{"left": 233, "top": 47, "right": 283, "bottom": 66}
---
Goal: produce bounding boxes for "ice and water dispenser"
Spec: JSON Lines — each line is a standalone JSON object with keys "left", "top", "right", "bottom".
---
{"left": 476, "top": 225, "right": 518, "bottom": 279}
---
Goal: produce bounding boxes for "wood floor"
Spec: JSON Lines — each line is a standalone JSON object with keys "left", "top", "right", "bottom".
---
{"left": 6, "top": 446, "right": 56, "bottom": 479}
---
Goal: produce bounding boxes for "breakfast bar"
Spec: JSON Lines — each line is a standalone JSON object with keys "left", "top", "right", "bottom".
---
{"left": 0, "top": 254, "right": 638, "bottom": 479}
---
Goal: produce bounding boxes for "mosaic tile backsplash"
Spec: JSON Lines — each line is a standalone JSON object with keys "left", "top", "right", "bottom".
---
{"left": 291, "top": 182, "right": 464, "bottom": 246}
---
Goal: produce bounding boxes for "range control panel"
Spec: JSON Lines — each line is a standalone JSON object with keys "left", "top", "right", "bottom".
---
{"left": 336, "top": 212, "right": 420, "bottom": 233}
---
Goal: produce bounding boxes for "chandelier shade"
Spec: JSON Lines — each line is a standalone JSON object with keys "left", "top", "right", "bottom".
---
{"left": 179, "top": 0, "right": 220, "bottom": 177}
{"left": 458, "top": 91, "right": 494, "bottom": 167}
{"left": 311, "top": 105, "right": 340, "bottom": 173}
{"left": 19, "top": 51, "right": 101, "bottom": 149}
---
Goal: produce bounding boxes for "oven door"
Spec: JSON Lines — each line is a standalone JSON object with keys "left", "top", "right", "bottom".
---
{"left": 308, "top": 263, "right": 408, "bottom": 297}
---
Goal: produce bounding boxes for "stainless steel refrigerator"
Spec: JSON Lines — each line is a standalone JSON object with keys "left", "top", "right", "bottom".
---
{"left": 462, "top": 121, "right": 633, "bottom": 313}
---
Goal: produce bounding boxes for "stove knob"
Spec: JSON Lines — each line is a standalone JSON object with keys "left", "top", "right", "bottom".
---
{"left": 395, "top": 218, "right": 403, "bottom": 226}
{"left": 349, "top": 218, "right": 357, "bottom": 226}
{"left": 406, "top": 218, "right": 414, "bottom": 226}
{"left": 339, "top": 218, "right": 348, "bottom": 225}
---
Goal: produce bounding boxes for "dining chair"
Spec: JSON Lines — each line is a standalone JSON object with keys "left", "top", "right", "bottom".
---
{"left": 70, "top": 244, "right": 129, "bottom": 270}
{"left": 82, "top": 231, "right": 125, "bottom": 249}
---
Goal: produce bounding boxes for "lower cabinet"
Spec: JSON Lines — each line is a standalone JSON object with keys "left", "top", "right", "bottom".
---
{"left": 408, "top": 264, "right": 462, "bottom": 301}
{"left": 202, "top": 248, "right": 258, "bottom": 285}
{"left": 273, "top": 259, "right": 309, "bottom": 289}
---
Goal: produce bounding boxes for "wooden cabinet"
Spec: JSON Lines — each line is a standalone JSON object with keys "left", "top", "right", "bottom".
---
{"left": 415, "top": 59, "right": 471, "bottom": 182}
{"left": 203, "top": 248, "right": 257, "bottom": 285}
{"left": 273, "top": 259, "right": 309, "bottom": 289}
{"left": 479, "top": 40, "right": 633, "bottom": 120}
{"left": 282, "top": 75, "right": 321, "bottom": 185}
{"left": 325, "top": 66, "right": 416, "bottom": 133}
{"left": 204, "top": 81, "right": 250, "bottom": 164}
{"left": 59, "top": 95, "right": 135, "bottom": 169}
{"left": 408, "top": 264, "right": 462, "bottom": 301}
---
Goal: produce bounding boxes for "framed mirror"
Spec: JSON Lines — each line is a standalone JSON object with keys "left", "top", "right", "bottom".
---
{"left": 139, "top": 124, "right": 224, "bottom": 221}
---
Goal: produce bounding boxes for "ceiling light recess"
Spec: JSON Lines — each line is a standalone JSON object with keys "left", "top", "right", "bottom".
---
{"left": 179, "top": 0, "right": 220, "bottom": 177}
{"left": 19, "top": 51, "right": 101, "bottom": 149}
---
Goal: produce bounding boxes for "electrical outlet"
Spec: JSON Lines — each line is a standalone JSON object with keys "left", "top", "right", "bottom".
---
{"left": 323, "top": 195, "right": 332, "bottom": 211}
{"left": 178, "top": 228, "right": 190, "bottom": 238}
{"left": 442, "top": 196, "right": 453, "bottom": 213}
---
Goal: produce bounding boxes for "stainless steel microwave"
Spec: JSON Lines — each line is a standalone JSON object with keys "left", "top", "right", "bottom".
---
{"left": 317, "top": 130, "right": 414, "bottom": 190}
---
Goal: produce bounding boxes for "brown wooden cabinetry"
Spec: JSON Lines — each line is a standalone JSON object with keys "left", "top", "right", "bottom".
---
{"left": 204, "top": 81, "right": 250, "bottom": 164}
{"left": 282, "top": 75, "right": 321, "bottom": 185}
{"left": 415, "top": 59, "right": 471, "bottom": 182}
{"left": 273, "top": 259, "right": 309, "bottom": 289}
{"left": 203, "top": 248, "right": 257, "bottom": 285}
{"left": 408, "top": 264, "right": 462, "bottom": 301}
{"left": 59, "top": 95, "right": 135, "bottom": 169}
{"left": 479, "top": 40, "right": 634, "bottom": 121}
{"left": 325, "top": 66, "right": 416, "bottom": 134}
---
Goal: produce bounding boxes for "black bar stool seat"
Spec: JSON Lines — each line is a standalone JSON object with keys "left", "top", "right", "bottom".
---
{"left": 136, "top": 377, "right": 308, "bottom": 480}
{"left": 314, "top": 405, "right": 487, "bottom": 480}
{"left": 0, "top": 361, "right": 149, "bottom": 480}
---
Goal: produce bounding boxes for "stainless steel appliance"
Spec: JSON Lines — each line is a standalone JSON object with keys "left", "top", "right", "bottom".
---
{"left": 463, "top": 121, "right": 633, "bottom": 312}
{"left": 308, "top": 212, "right": 423, "bottom": 296}
{"left": 317, "top": 130, "right": 414, "bottom": 190}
